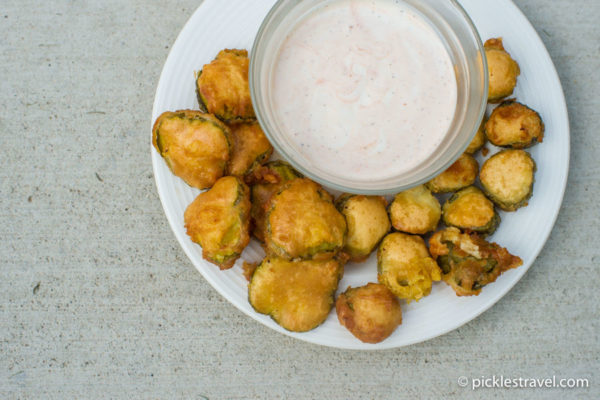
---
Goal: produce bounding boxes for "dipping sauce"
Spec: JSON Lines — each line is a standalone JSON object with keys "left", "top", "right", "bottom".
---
{"left": 271, "top": 0, "right": 458, "bottom": 181}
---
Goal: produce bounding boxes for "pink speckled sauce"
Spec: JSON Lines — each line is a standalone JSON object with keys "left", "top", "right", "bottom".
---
{"left": 272, "top": 0, "right": 458, "bottom": 181}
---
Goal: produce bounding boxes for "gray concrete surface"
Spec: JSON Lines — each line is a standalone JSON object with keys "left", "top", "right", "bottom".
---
{"left": 1, "top": 0, "right": 598, "bottom": 399}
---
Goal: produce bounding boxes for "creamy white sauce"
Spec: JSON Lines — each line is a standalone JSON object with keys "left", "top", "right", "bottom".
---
{"left": 271, "top": 0, "right": 458, "bottom": 181}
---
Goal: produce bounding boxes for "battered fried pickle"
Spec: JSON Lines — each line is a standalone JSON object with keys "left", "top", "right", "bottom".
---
{"left": 485, "top": 101, "right": 544, "bottom": 148}
{"left": 336, "top": 283, "right": 402, "bottom": 344}
{"left": 249, "top": 257, "right": 343, "bottom": 332}
{"left": 485, "top": 38, "right": 520, "bottom": 103}
{"left": 465, "top": 118, "right": 487, "bottom": 154}
{"left": 247, "top": 161, "right": 302, "bottom": 242}
{"left": 442, "top": 186, "right": 500, "bottom": 237}
{"left": 429, "top": 227, "right": 523, "bottom": 296}
{"left": 265, "top": 179, "right": 346, "bottom": 260}
{"left": 377, "top": 233, "right": 441, "bottom": 302}
{"left": 152, "top": 110, "right": 230, "bottom": 189}
{"left": 426, "top": 153, "right": 479, "bottom": 194}
{"left": 388, "top": 185, "right": 441, "bottom": 235}
{"left": 196, "top": 49, "right": 255, "bottom": 123}
{"left": 336, "top": 194, "right": 390, "bottom": 262}
{"left": 480, "top": 149, "right": 536, "bottom": 211}
{"left": 184, "top": 176, "right": 251, "bottom": 269}
{"left": 226, "top": 121, "right": 273, "bottom": 177}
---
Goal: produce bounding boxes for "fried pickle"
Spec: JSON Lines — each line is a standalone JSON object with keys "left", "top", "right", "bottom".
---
{"left": 465, "top": 118, "right": 487, "bottom": 154}
{"left": 377, "top": 233, "right": 441, "bottom": 302}
{"left": 226, "top": 121, "right": 273, "bottom": 177}
{"left": 152, "top": 110, "right": 230, "bottom": 189}
{"left": 480, "top": 149, "right": 536, "bottom": 211}
{"left": 388, "top": 185, "right": 441, "bottom": 235}
{"left": 485, "top": 38, "right": 520, "bottom": 103}
{"left": 426, "top": 153, "right": 479, "bottom": 194}
{"left": 429, "top": 227, "right": 523, "bottom": 296}
{"left": 442, "top": 186, "right": 500, "bottom": 237}
{"left": 246, "top": 161, "right": 303, "bottom": 242}
{"left": 336, "top": 194, "right": 390, "bottom": 262}
{"left": 485, "top": 100, "right": 544, "bottom": 149}
{"left": 336, "top": 283, "right": 402, "bottom": 344}
{"left": 265, "top": 179, "right": 346, "bottom": 260}
{"left": 184, "top": 176, "right": 251, "bottom": 269}
{"left": 196, "top": 49, "right": 255, "bottom": 123}
{"left": 249, "top": 256, "right": 343, "bottom": 332}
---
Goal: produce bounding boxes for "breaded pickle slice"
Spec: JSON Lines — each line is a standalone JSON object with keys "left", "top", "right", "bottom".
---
{"left": 442, "top": 186, "right": 500, "bottom": 237}
{"left": 485, "top": 101, "right": 544, "bottom": 149}
{"left": 377, "top": 233, "right": 441, "bottom": 302}
{"left": 247, "top": 161, "right": 303, "bottom": 242}
{"left": 429, "top": 227, "right": 523, "bottom": 296}
{"left": 226, "top": 121, "right": 273, "bottom": 177}
{"left": 336, "top": 194, "right": 390, "bottom": 262}
{"left": 336, "top": 283, "right": 402, "bottom": 344}
{"left": 152, "top": 110, "right": 230, "bottom": 189}
{"left": 485, "top": 38, "right": 520, "bottom": 103}
{"left": 265, "top": 179, "right": 347, "bottom": 260}
{"left": 184, "top": 176, "right": 251, "bottom": 269}
{"left": 480, "top": 149, "right": 536, "bottom": 211}
{"left": 426, "top": 154, "right": 479, "bottom": 194}
{"left": 388, "top": 185, "right": 441, "bottom": 235}
{"left": 196, "top": 49, "right": 255, "bottom": 123}
{"left": 465, "top": 118, "right": 487, "bottom": 154}
{"left": 249, "top": 257, "right": 343, "bottom": 332}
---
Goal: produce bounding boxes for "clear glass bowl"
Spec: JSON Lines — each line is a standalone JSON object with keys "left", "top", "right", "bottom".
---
{"left": 249, "top": 0, "right": 487, "bottom": 194}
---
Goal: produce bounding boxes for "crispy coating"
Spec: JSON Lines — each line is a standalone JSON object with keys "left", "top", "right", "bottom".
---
{"left": 336, "top": 283, "right": 402, "bottom": 344}
{"left": 485, "top": 101, "right": 544, "bottom": 149}
{"left": 480, "top": 149, "right": 536, "bottom": 211}
{"left": 152, "top": 110, "right": 230, "bottom": 189}
{"left": 336, "top": 194, "right": 390, "bottom": 262}
{"left": 429, "top": 227, "right": 523, "bottom": 296}
{"left": 442, "top": 186, "right": 500, "bottom": 237}
{"left": 377, "top": 233, "right": 441, "bottom": 302}
{"left": 485, "top": 38, "right": 520, "bottom": 103}
{"left": 226, "top": 122, "right": 273, "bottom": 177}
{"left": 388, "top": 185, "right": 441, "bottom": 235}
{"left": 196, "top": 49, "right": 255, "bottom": 123}
{"left": 426, "top": 153, "right": 479, "bottom": 194}
{"left": 184, "top": 176, "right": 251, "bottom": 269}
{"left": 247, "top": 161, "right": 303, "bottom": 242}
{"left": 465, "top": 118, "right": 487, "bottom": 154}
{"left": 248, "top": 257, "right": 343, "bottom": 332}
{"left": 265, "top": 179, "right": 347, "bottom": 260}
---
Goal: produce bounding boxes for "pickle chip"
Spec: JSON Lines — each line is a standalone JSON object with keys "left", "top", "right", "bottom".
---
{"left": 480, "top": 149, "right": 536, "bottom": 211}
{"left": 377, "top": 233, "right": 441, "bottom": 302}
{"left": 485, "top": 37, "right": 520, "bottom": 103}
{"left": 247, "top": 161, "right": 303, "bottom": 242}
{"left": 196, "top": 49, "right": 255, "bottom": 123}
{"left": 152, "top": 110, "right": 230, "bottom": 189}
{"left": 265, "top": 179, "right": 346, "bottom": 260}
{"left": 442, "top": 186, "right": 500, "bottom": 237}
{"left": 388, "top": 185, "right": 440, "bottom": 235}
{"left": 249, "top": 257, "right": 343, "bottom": 332}
{"left": 336, "top": 194, "right": 390, "bottom": 262}
{"left": 485, "top": 101, "right": 544, "bottom": 149}
{"left": 184, "top": 176, "right": 251, "bottom": 269}
{"left": 429, "top": 227, "right": 523, "bottom": 296}
{"left": 426, "top": 153, "right": 479, "bottom": 194}
{"left": 336, "top": 283, "right": 402, "bottom": 344}
{"left": 226, "top": 121, "right": 273, "bottom": 177}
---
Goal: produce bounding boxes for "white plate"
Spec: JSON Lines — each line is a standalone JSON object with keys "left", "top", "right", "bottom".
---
{"left": 151, "top": 0, "right": 569, "bottom": 349}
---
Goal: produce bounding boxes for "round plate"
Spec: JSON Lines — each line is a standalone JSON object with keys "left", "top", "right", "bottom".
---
{"left": 151, "top": 0, "right": 569, "bottom": 349}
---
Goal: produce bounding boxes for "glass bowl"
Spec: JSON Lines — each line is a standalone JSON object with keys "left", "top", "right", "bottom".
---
{"left": 249, "top": 0, "right": 488, "bottom": 194}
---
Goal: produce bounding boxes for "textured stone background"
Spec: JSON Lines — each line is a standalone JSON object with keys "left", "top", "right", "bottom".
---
{"left": 1, "top": 0, "right": 598, "bottom": 399}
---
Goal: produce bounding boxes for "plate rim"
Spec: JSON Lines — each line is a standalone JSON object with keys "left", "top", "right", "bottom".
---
{"left": 150, "top": 0, "right": 571, "bottom": 350}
